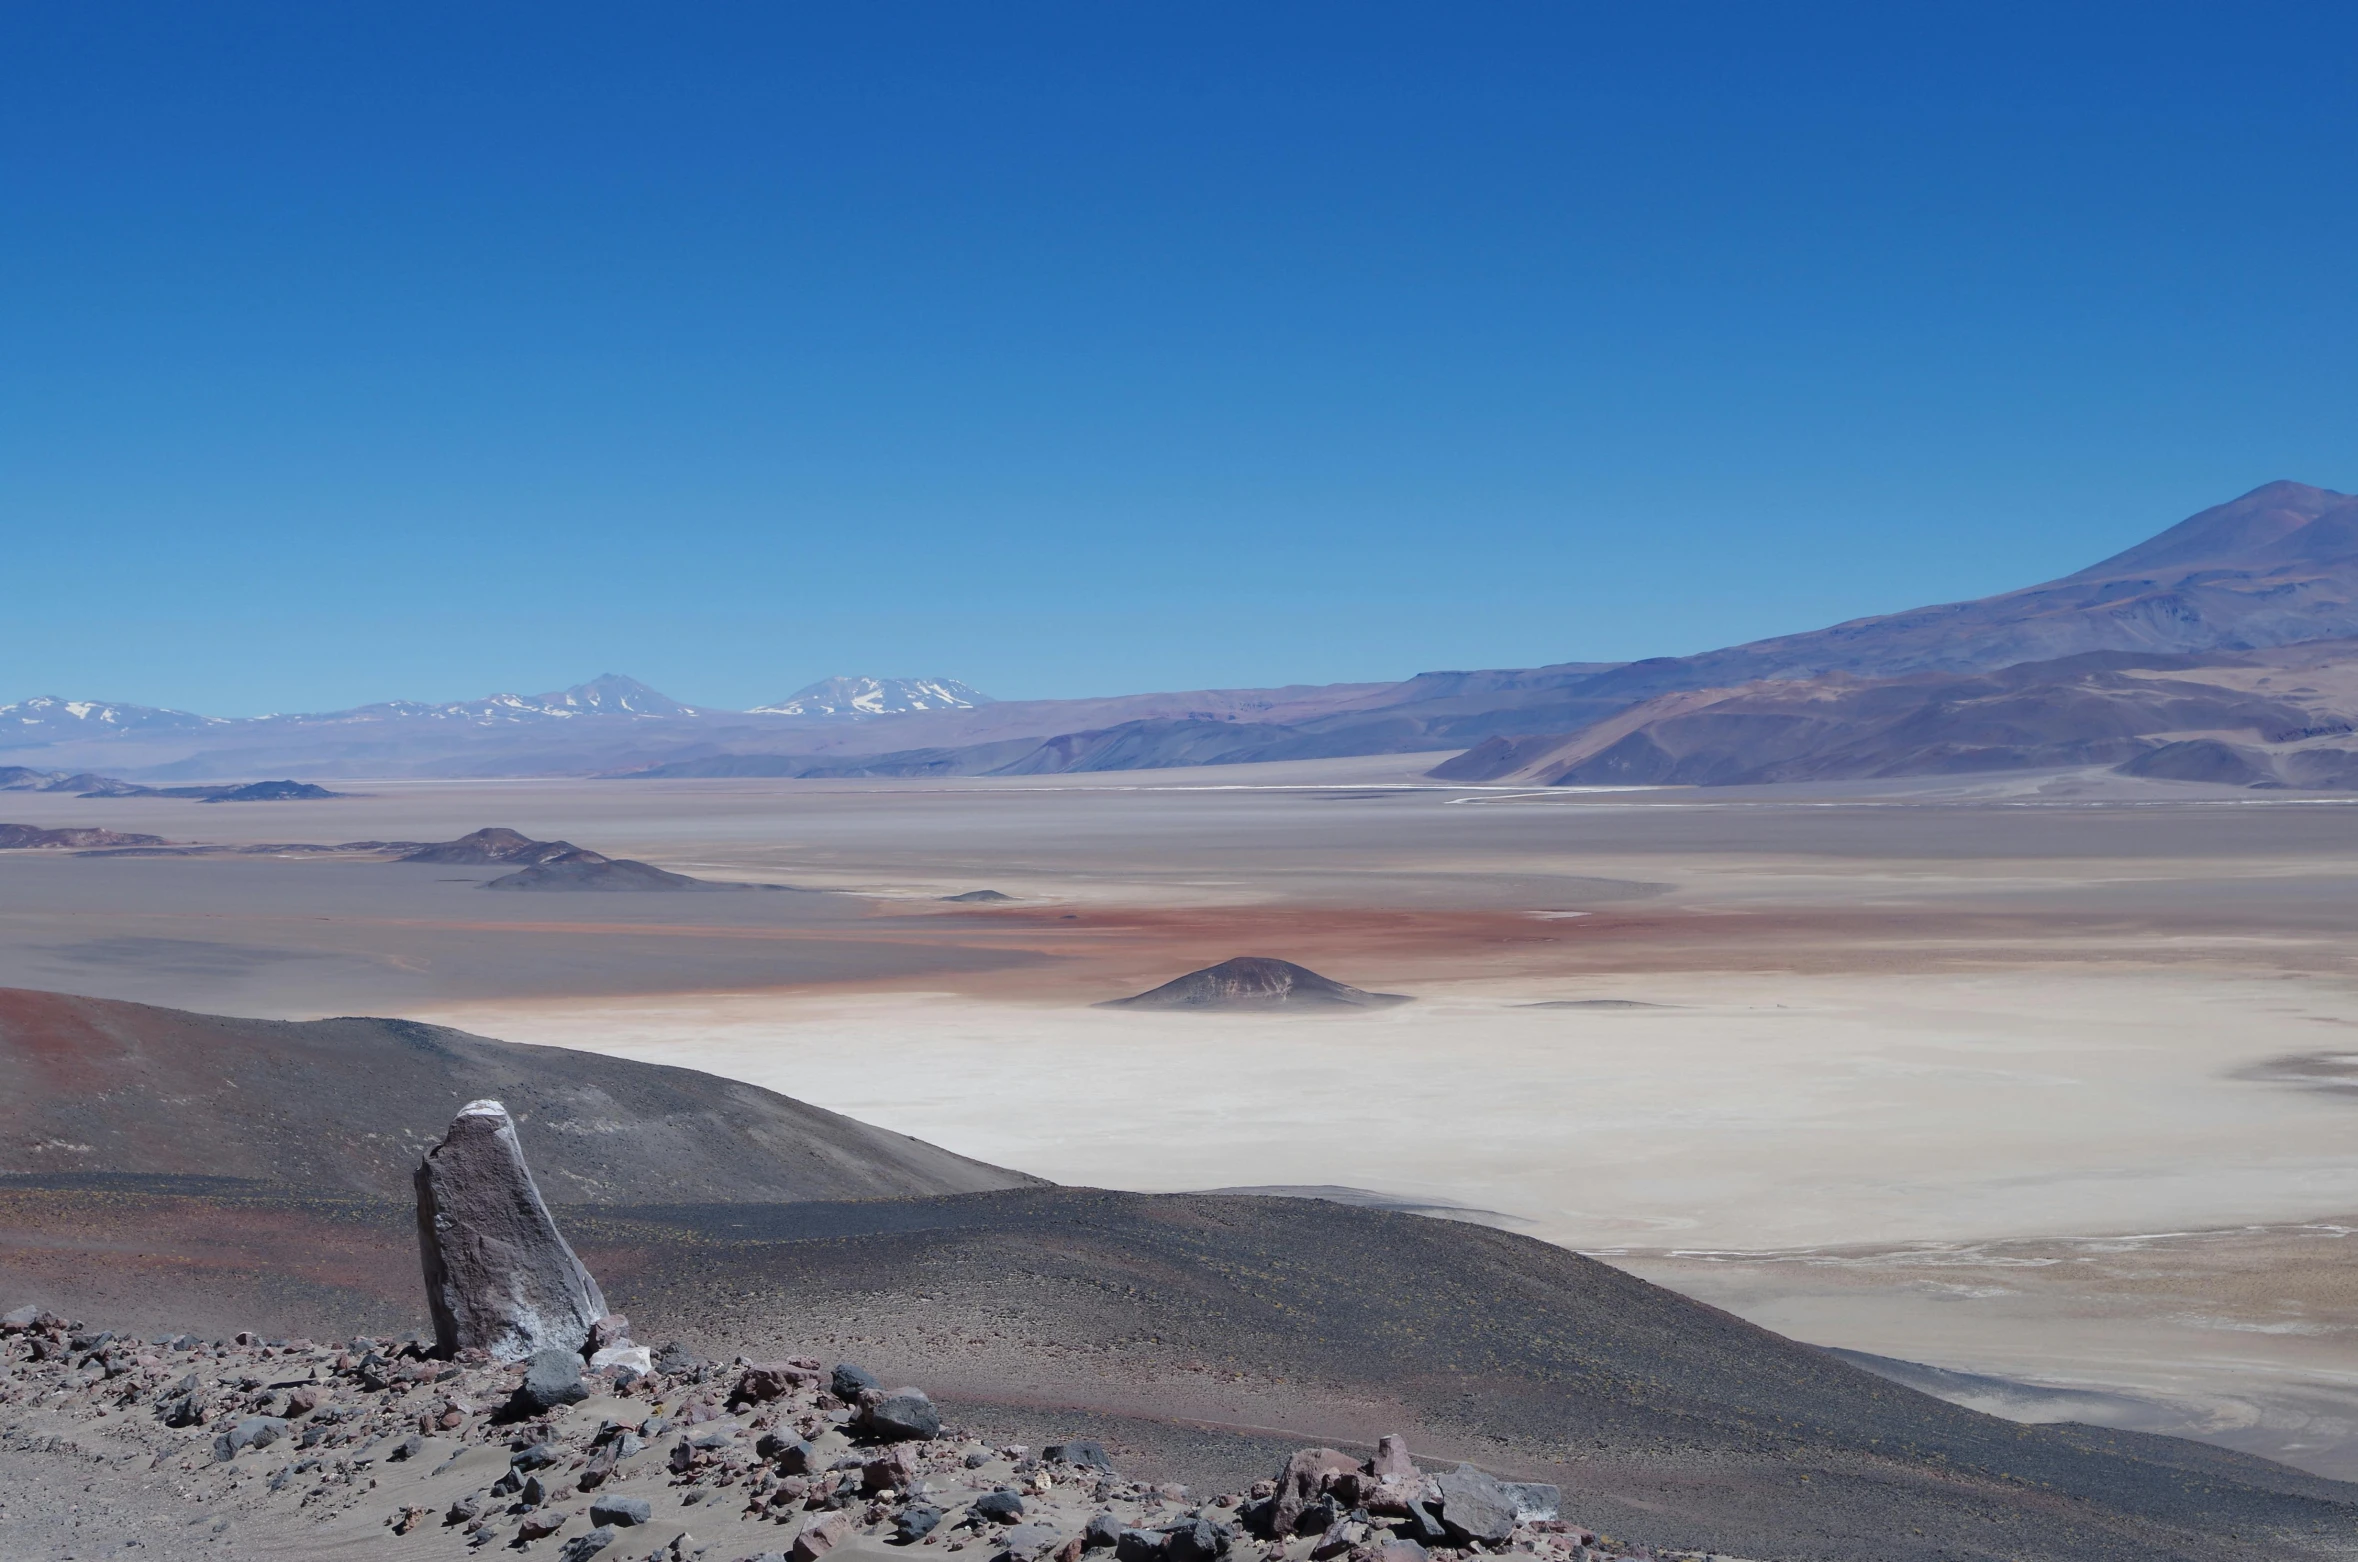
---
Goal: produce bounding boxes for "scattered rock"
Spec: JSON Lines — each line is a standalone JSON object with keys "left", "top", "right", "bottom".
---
{"left": 1269, "top": 1448, "right": 1359, "bottom": 1535}
{"left": 589, "top": 1495, "right": 652, "bottom": 1526}
{"left": 559, "top": 1523, "right": 618, "bottom": 1559}
{"left": 864, "top": 1444, "right": 920, "bottom": 1492}
{"left": 793, "top": 1512, "right": 851, "bottom": 1561}
{"left": 1161, "top": 1518, "right": 1233, "bottom": 1562}
{"left": 739, "top": 1361, "right": 822, "bottom": 1403}
{"left": 760, "top": 1431, "right": 819, "bottom": 1472}
{"left": 512, "top": 1441, "right": 561, "bottom": 1471}
{"left": 414, "top": 1099, "right": 609, "bottom": 1361}
{"left": 973, "top": 1488, "right": 1027, "bottom": 1523}
{"left": 212, "top": 1415, "right": 287, "bottom": 1460}
{"left": 1044, "top": 1439, "right": 1113, "bottom": 1471}
{"left": 896, "top": 1505, "right": 945, "bottom": 1543}
{"left": 1431, "top": 1465, "right": 1516, "bottom": 1545}
{"left": 507, "top": 1348, "right": 591, "bottom": 1417}
{"left": 857, "top": 1387, "right": 942, "bottom": 1442}
{"left": 831, "top": 1361, "right": 880, "bottom": 1399}
{"left": 1001, "top": 1521, "right": 1064, "bottom": 1556}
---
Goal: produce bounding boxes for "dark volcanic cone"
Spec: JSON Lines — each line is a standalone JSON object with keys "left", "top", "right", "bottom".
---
{"left": 482, "top": 848, "right": 755, "bottom": 891}
{"left": 398, "top": 827, "right": 580, "bottom": 865}
{"left": 1097, "top": 956, "right": 1410, "bottom": 1011}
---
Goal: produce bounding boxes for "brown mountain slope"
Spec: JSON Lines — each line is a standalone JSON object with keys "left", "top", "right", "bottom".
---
{"left": 1432, "top": 645, "right": 2358, "bottom": 787}
{"left": 0, "top": 987, "right": 1041, "bottom": 1203}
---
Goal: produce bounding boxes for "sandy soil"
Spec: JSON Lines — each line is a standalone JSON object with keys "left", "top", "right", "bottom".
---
{"left": 8, "top": 758, "right": 2358, "bottom": 1475}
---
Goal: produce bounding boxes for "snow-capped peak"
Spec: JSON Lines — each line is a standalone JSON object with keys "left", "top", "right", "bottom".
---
{"left": 0, "top": 695, "right": 226, "bottom": 734}
{"left": 750, "top": 676, "right": 993, "bottom": 718}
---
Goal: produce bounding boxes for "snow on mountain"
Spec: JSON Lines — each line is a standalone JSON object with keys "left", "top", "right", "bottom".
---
{"left": 269, "top": 674, "right": 701, "bottom": 726}
{"left": 0, "top": 696, "right": 226, "bottom": 737}
{"left": 750, "top": 677, "right": 993, "bottom": 718}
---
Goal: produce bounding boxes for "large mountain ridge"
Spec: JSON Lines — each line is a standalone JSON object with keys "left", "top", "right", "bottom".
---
{"left": 12, "top": 481, "right": 2358, "bottom": 783}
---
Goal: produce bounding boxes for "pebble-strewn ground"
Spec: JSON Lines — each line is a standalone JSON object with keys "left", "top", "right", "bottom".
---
{"left": 0, "top": 1310, "right": 1716, "bottom": 1562}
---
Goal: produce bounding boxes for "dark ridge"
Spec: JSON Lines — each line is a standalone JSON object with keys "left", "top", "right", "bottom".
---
{"left": 0, "top": 986, "right": 1043, "bottom": 1204}
{"left": 198, "top": 779, "right": 344, "bottom": 802}
{"left": 481, "top": 849, "right": 766, "bottom": 892}
{"left": 940, "top": 889, "right": 1015, "bottom": 902}
{"left": 0, "top": 825, "right": 165, "bottom": 850}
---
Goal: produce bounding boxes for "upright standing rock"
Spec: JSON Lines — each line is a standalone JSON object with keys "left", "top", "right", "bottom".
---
{"left": 415, "top": 1099, "right": 609, "bottom": 1361}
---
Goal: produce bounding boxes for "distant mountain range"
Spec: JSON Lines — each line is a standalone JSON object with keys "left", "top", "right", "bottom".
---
{"left": 749, "top": 676, "right": 991, "bottom": 717}
{"left": 13, "top": 481, "right": 2358, "bottom": 788}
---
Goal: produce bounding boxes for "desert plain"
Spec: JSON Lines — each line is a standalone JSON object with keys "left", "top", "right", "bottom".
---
{"left": 5, "top": 757, "right": 2358, "bottom": 1481}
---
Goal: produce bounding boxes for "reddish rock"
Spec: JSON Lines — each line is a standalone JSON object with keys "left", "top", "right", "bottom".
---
{"left": 1271, "top": 1448, "right": 1361, "bottom": 1536}
{"left": 734, "top": 1361, "right": 820, "bottom": 1404}
{"left": 793, "top": 1513, "right": 849, "bottom": 1561}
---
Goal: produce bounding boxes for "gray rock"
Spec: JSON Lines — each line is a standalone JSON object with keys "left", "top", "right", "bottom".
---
{"left": 1115, "top": 1532, "right": 1167, "bottom": 1562}
{"left": 1044, "top": 1439, "right": 1114, "bottom": 1471}
{"left": 1162, "top": 1518, "right": 1232, "bottom": 1562}
{"left": 1, "top": 1304, "right": 40, "bottom": 1331}
{"left": 859, "top": 1388, "right": 942, "bottom": 1442}
{"left": 511, "top": 1441, "right": 561, "bottom": 1471}
{"left": 971, "top": 1489, "right": 1026, "bottom": 1523}
{"left": 1431, "top": 1466, "right": 1516, "bottom": 1546}
{"left": 506, "top": 1349, "right": 590, "bottom": 1416}
{"left": 558, "top": 1527, "right": 617, "bottom": 1561}
{"left": 895, "top": 1505, "right": 944, "bottom": 1544}
{"left": 759, "top": 1432, "right": 818, "bottom": 1472}
{"left": 210, "top": 1415, "right": 287, "bottom": 1461}
{"left": 387, "top": 1434, "right": 424, "bottom": 1462}
{"left": 831, "top": 1362, "right": 880, "bottom": 1400}
{"left": 590, "top": 1496, "right": 653, "bottom": 1526}
{"left": 1369, "top": 1434, "right": 1415, "bottom": 1480}
{"left": 1082, "top": 1513, "right": 1126, "bottom": 1550}
{"left": 413, "top": 1099, "right": 609, "bottom": 1361}
{"left": 1498, "top": 1481, "right": 1560, "bottom": 1523}
{"left": 1000, "top": 1522, "right": 1063, "bottom": 1557}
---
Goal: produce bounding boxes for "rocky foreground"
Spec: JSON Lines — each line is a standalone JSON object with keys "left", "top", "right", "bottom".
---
{"left": 0, "top": 1097, "right": 1720, "bottom": 1562}
{"left": 0, "top": 1309, "right": 1702, "bottom": 1562}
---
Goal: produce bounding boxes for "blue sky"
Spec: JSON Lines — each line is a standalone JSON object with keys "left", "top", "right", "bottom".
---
{"left": 5, "top": 3, "right": 2355, "bottom": 714}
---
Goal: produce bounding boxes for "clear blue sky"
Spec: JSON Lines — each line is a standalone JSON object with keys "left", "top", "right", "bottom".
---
{"left": 5, "top": 3, "right": 2355, "bottom": 715}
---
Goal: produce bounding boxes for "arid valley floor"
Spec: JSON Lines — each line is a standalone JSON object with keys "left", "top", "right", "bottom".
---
{"left": 7, "top": 758, "right": 2358, "bottom": 1511}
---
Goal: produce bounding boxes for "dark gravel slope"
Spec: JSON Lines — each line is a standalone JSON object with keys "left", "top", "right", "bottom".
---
{"left": 0, "top": 987, "right": 1041, "bottom": 1203}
